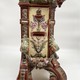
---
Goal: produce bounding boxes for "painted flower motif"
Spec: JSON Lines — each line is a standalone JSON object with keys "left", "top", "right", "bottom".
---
{"left": 30, "top": 21, "right": 37, "bottom": 29}
{"left": 33, "top": 16, "right": 38, "bottom": 22}
{"left": 40, "top": 16, "right": 45, "bottom": 22}
{"left": 41, "top": 22, "right": 48, "bottom": 31}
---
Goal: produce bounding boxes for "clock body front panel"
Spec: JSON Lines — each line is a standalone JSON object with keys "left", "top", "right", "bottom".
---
{"left": 29, "top": 7, "right": 49, "bottom": 58}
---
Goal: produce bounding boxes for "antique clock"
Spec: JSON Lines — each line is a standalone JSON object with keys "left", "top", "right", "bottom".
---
{"left": 17, "top": 0, "right": 67, "bottom": 80}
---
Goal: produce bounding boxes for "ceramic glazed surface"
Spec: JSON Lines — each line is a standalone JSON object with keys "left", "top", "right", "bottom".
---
{"left": 17, "top": 0, "right": 67, "bottom": 80}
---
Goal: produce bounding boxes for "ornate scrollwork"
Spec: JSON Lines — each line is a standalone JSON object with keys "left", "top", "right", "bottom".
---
{"left": 22, "top": 9, "right": 27, "bottom": 19}
{"left": 22, "top": 24, "right": 28, "bottom": 35}
{"left": 19, "top": 0, "right": 65, "bottom": 8}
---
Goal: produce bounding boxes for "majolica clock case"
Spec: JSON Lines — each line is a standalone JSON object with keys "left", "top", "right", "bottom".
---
{"left": 17, "top": 0, "right": 67, "bottom": 80}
